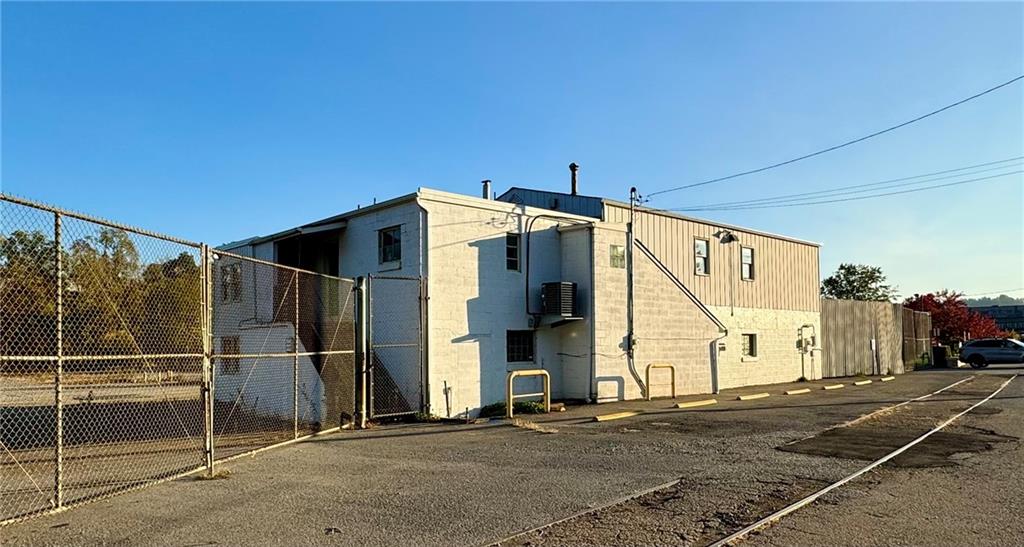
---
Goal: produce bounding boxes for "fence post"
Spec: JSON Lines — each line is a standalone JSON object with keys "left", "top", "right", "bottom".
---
{"left": 355, "top": 276, "right": 369, "bottom": 428}
{"left": 418, "top": 276, "right": 427, "bottom": 414}
{"left": 201, "top": 244, "right": 215, "bottom": 476}
{"left": 293, "top": 274, "right": 300, "bottom": 439}
{"left": 53, "top": 212, "right": 63, "bottom": 509}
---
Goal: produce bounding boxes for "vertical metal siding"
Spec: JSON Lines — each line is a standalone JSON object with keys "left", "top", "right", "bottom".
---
{"left": 607, "top": 204, "right": 820, "bottom": 312}
{"left": 821, "top": 298, "right": 906, "bottom": 377}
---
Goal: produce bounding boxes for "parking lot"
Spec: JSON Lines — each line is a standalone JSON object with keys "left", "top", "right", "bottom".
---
{"left": 2, "top": 371, "right": 1019, "bottom": 546}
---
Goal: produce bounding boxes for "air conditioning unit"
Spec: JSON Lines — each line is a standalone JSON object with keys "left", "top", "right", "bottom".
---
{"left": 542, "top": 282, "right": 577, "bottom": 317}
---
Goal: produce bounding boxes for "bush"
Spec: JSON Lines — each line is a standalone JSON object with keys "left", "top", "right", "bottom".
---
{"left": 478, "top": 401, "right": 547, "bottom": 418}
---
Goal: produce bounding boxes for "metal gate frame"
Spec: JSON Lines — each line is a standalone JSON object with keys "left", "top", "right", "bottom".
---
{"left": 0, "top": 193, "right": 366, "bottom": 525}
{"left": 365, "top": 274, "right": 426, "bottom": 419}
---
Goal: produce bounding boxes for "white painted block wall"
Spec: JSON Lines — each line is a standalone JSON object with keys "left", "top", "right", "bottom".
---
{"left": 422, "top": 197, "right": 567, "bottom": 416}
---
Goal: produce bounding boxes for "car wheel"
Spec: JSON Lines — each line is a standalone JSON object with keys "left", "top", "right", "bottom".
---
{"left": 968, "top": 355, "right": 987, "bottom": 369}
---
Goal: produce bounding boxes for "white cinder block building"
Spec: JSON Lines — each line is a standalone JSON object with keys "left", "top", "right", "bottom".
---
{"left": 222, "top": 176, "right": 822, "bottom": 417}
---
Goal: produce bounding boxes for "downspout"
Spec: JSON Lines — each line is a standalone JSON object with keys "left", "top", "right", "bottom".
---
{"left": 588, "top": 225, "right": 597, "bottom": 402}
{"left": 416, "top": 197, "right": 431, "bottom": 414}
{"left": 710, "top": 330, "right": 728, "bottom": 394}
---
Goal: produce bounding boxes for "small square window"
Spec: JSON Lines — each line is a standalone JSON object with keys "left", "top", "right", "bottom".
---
{"left": 221, "top": 336, "right": 241, "bottom": 375}
{"left": 221, "top": 263, "right": 242, "bottom": 303}
{"left": 694, "top": 238, "right": 710, "bottom": 275}
{"left": 742, "top": 334, "right": 757, "bottom": 358}
{"left": 378, "top": 226, "right": 402, "bottom": 265}
{"left": 609, "top": 245, "right": 625, "bottom": 269}
{"left": 506, "top": 233, "right": 521, "bottom": 271}
{"left": 506, "top": 330, "right": 535, "bottom": 362}
{"left": 741, "top": 247, "right": 755, "bottom": 280}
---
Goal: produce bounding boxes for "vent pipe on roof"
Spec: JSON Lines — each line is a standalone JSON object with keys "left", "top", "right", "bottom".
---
{"left": 481, "top": 179, "right": 492, "bottom": 200}
{"left": 569, "top": 163, "right": 579, "bottom": 195}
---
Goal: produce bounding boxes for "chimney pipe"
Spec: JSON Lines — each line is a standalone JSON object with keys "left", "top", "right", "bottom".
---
{"left": 569, "top": 163, "right": 579, "bottom": 195}
{"left": 481, "top": 179, "right": 492, "bottom": 200}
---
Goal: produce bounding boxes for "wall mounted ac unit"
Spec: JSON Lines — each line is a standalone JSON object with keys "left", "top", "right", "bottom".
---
{"left": 542, "top": 282, "right": 577, "bottom": 317}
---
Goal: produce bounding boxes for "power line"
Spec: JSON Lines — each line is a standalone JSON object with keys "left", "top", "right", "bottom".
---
{"left": 646, "top": 75, "right": 1024, "bottom": 198}
{"left": 963, "top": 288, "right": 1024, "bottom": 297}
{"left": 664, "top": 170, "right": 1021, "bottom": 211}
{"left": 675, "top": 156, "right": 1023, "bottom": 211}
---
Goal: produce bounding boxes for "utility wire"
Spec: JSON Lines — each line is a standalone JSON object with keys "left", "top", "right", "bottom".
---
{"left": 646, "top": 75, "right": 1024, "bottom": 198}
{"left": 963, "top": 288, "right": 1024, "bottom": 297}
{"left": 664, "top": 170, "right": 1021, "bottom": 211}
{"left": 676, "top": 157, "right": 1023, "bottom": 211}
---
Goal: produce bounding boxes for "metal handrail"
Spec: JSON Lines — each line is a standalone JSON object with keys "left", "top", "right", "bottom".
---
{"left": 505, "top": 369, "right": 551, "bottom": 419}
{"left": 645, "top": 362, "right": 676, "bottom": 400}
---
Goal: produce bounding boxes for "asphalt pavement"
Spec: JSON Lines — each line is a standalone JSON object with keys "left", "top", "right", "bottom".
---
{"left": 2, "top": 372, "right": 1012, "bottom": 546}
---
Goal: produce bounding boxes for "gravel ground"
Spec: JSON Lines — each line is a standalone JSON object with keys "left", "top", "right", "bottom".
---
{"left": 749, "top": 373, "right": 1022, "bottom": 547}
{"left": 0, "top": 372, "right": 989, "bottom": 546}
{"left": 504, "top": 374, "right": 1019, "bottom": 546}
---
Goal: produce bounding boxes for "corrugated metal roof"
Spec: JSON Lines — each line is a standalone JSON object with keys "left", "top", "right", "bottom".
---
{"left": 496, "top": 187, "right": 604, "bottom": 219}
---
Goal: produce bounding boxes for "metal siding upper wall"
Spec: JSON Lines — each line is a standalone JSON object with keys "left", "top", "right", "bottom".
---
{"left": 495, "top": 188, "right": 605, "bottom": 219}
{"left": 606, "top": 203, "right": 820, "bottom": 312}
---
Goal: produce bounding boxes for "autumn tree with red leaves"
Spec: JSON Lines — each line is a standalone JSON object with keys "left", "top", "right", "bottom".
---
{"left": 904, "top": 290, "right": 1006, "bottom": 345}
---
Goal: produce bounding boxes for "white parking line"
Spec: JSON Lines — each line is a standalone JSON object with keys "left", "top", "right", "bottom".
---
{"left": 711, "top": 374, "right": 1017, "bottom": 547}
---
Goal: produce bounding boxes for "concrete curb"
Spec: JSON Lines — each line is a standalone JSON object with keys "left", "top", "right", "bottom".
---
{"left": 584, "top": 374, "right": 899, "bottom": 424}
{"left": 592, "top": 411, "right": 641, "bottom": 422}
{"left": 674, "top": 399, "right": 717, "bottom": 409}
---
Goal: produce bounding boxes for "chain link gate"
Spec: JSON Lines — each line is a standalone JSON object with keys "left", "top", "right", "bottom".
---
{"left": 366, "top": 275, "right": 425, "bottom": 419}
{"left": 1, "top": 194, "right": 206, "bottom": 524}
{"left": 209, "top": 252, "right": 357, "bottom": 461}
{"left": 1, "top": 194, "right": 370, "bottom": 525}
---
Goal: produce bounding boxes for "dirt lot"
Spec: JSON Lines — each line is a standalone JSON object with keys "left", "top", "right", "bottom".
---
{"left": 2, "top": 372, "right": 1018, "bottom": 546}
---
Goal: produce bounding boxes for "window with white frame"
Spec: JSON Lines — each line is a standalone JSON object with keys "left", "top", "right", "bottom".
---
{"left": 741, "top": 247, "right": 755, "bottom": 280}
{"left": 609, "top": 244, "right": 625, "bottom": 269}
{"left": 742, "top": 333, "right": 758, "bottom": 358}
{"left": 378, "top": 226, "right": 401, "bottom": 265}
{"left": 694, "top": 238, "right": 710, "bottom": 275}
{"left": 506, "top": 233, "right": 521, "bottom": 271}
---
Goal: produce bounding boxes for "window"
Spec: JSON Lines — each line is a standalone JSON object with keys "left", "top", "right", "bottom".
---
{"left": 741, "top": 247, "right": 755, "bottom": 280}
{"left": 221, "top": 264, "right": 242, "bottom": 303}
{"left": 378, "top": 226, "right": 402, "bottom": 265}
{"left": 506, "top": 330, "right": 535, "bottom": 362}
{"left": 609, "top": 245, "right": 625, "bottom": 269}
{"left": 506, "top": 233, "right": 521, "bottom": 271}
{"left": 221, "top": 336, "right": 240, "bottom": 375}
{"left": 742, "top": 333, "right": 757, "bottom": 358}
{"left": 694, "top": 238, "right": 710, "bottom": 275}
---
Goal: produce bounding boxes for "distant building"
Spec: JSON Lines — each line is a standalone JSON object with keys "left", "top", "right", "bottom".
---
{"left": 972, "top": 305, "right": 1024, "bottom": 333}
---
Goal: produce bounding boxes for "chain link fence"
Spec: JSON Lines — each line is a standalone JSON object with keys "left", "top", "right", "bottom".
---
{"left": 210, "top": 253, "right": 356, "bottom": 460}
{"left": 1, "top": 194, "right": 366, "bottom": 525}
{"left": 367, "top": 275, "right": 425, "bottom": 418}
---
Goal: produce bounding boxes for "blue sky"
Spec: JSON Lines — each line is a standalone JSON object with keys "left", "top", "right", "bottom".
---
{"left": 2, "top": 2, "right": 1021, "bottom": 298}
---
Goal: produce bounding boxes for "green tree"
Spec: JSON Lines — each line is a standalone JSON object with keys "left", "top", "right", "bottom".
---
{"left": 821, "top": 263, "right": 898, "bottom": 301}
{"left": 140, "top": 252, "right": 202, "bottom": 354}
{"left": 65, "top": 228, "right": 144, "bottom": 356}
{"left": 0, "top": 230, "right": 59, "bottom": 357}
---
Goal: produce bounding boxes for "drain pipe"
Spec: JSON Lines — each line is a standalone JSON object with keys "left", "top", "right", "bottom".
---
{"left": 416, "top": 197, "right": 431, "bottom": 414}
{"left": 710, "top": 329, "right": 728, "bottom": 394}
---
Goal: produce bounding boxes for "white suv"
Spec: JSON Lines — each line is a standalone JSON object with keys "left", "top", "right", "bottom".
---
{"left": 960, "top": 338, "right": 1024, "bottom": 368}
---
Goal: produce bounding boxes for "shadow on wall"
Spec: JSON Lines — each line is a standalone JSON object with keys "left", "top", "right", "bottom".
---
{"left": 466, "top": 233, "right": 518, "bottom": 416}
